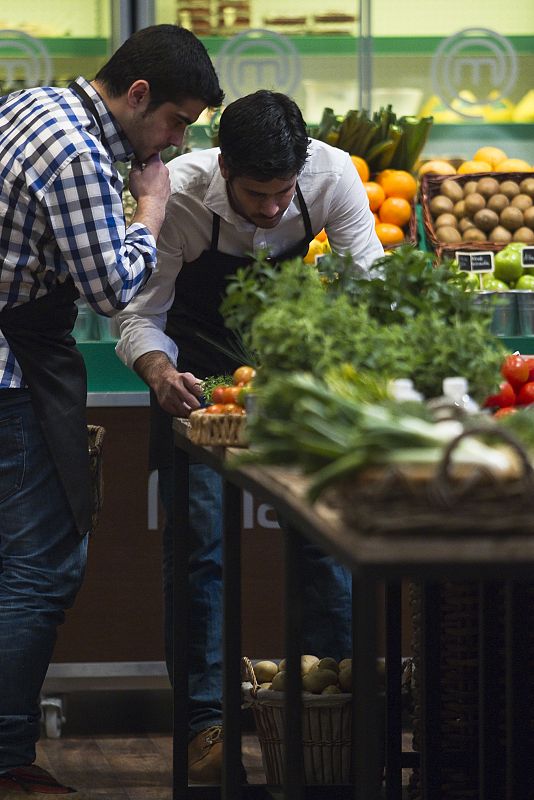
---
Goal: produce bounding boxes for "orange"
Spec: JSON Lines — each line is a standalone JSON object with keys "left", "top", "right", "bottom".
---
{"left": 375, "top": 222, "right": 405, "bottom": 246}
{"left": 315, "top": 228, "right": 327, "bottom": 242}
{"left": 381, "top": 170, "right": 417, "bottom": 201}
{"left": 378, "top": 196, "right": 412, "bottom": 227}
{"left": 350, "top": 155, "right": 370, "bottom": 183}
{"left": 363, "top": 181, "right": 386, "bottom": 212}
{"left": 375, "top": 168, "right": 395, "bottom": 186}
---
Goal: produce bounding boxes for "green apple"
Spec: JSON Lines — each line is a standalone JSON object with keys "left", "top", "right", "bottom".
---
{"left": 515, "top": 275, "right": 534, "bottom": 290}
{"left": 482, "top": 276, "right": 510, "bottom": 291}
{"left": 494, "top": 245, "right": 523, "bottom": 284}
{"left": 463, "top": 272, "right": 481, "bottom": 290}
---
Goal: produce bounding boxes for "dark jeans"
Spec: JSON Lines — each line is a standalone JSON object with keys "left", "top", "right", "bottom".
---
{"left": 0, "top": 391, "right": 88, "bottom": 771}
{"left": 159, "top": 462, "right": 352, "bottom": 736}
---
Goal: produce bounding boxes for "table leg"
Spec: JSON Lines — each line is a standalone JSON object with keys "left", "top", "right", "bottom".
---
{"left": 222, "top": 480, "right": 244, "bottom": 800}
{"left": 353, "top": 573, "right": 381, "bottom": 800}
{"left": 385, "top": 581, "right": 402, "bottom": 800}
{"left": 283, "top": 523, "right": 304, "bottom": 799}
{"left": 173, "top": 446, "right": 190, "bottom": 800}
{"left": 505, "top": 581, "right": 529, "bottom": 800}
{"left": 478, "top": 581, "right": 504, "bottom": 800}
{"left": 419, "top": 582, "right": 441, "bottom": 800}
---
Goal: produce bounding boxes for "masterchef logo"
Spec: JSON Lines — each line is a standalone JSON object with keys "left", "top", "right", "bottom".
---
{"left": 0, "top": 29, "right": 52, "bottom": 89}
{"left": 217, "top": 28, "right": 300, "bottom": 103}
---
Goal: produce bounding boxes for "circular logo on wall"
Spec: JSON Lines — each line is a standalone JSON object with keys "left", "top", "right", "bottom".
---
{"left": 431, "top": 27, "right": 517, "bottom": 119}
{"left": 0, "top": 30, "right": 52, "bottom": 89}
{"left": 217, "top": 29, "right": 301, "bottom": 103}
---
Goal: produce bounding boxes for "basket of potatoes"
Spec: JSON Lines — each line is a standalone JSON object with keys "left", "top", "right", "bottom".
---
{"left": 242, "top": 654, "right": 370, "bottom": 785}
{"left": 420, "top": 171, "right": 534, "bottom": 259}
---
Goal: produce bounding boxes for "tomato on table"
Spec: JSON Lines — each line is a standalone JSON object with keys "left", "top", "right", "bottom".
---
{"left": 211, "top": 386, "right": 229, "bottom": 404}
{"left": 204, "top": 404, "right": 227, "bottom": 414}
{"left": 233, "top": 365, "right": 256, "bottom": 386}
{"left": 517, "top": 381, "right": 534, "bottom": 406}
{"left": 483, "top": 381, "right": 516, "bottom": 409}
{"left": 501, "top": 354, "right": 529, "bottom": 390}
{"left": 221, "top": 385, "right": 243, "bottom": 404}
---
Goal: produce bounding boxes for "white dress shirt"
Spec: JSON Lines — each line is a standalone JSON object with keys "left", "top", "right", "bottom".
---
{"left": 116, "top": 138, "right": 383, "bottom": 371}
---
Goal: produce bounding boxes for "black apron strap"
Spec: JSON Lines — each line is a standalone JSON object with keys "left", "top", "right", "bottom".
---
{"left": 295, "top": 183, "right": 313, "bottom": 243}
{"left": 210, "top": 214, "right": 221, "bottom": 251}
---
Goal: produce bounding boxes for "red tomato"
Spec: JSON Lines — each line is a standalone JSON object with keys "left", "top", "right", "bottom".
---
{"left": 211, "top": 386, "right": 228, "bottom": 404}
{"left": 483, "top": 381, "right": 516, "bottom": 409}
{"left": 524, "top": 357, "right": 534, "bottom": 382}
{"left": 223, "top": 403, "right": 246, "bottom": 415}
{"left": 221, "top": 385, "right": 242, "bottom": 404}
{"left": 233, "top": 365, "right": 256, "bottom": 385}
{"left": 494, "top": 406, "right": 518, "bottom": 418}
{"left": 517, "top": 381, "right": 534, "bottom": 406}
{"left": 204, "top": 404, "right": 226, "bottom": 414}
{"left": 501, "top": 354, "right": 529, "bottom": 389}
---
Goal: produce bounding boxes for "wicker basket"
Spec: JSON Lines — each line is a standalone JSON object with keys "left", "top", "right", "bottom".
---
{"left": 186, "top": 409, "right": 247, "bottom": 447}
{"left": 420, "top": 171, "right": 534, "bottom": 260}
{"left": 242, "top": 657, "right": 354, "bottom": 785}
{"left": 88, "top": 424, "right": 105, "bottom": 534}
{"left": 322, "top": 426, "right": 534, "bottom": 537}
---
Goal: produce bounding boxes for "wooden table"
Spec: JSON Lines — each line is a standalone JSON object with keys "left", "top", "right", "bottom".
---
{"left": 172, "top": 418, "right": 534, "bottom": 800}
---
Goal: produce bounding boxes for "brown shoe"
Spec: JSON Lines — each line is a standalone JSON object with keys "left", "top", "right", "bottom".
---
{"left": 188, "top": 725, "right": 223, "bottom": 784}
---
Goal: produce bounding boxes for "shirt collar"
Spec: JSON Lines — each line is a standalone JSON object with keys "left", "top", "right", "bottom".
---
{"left": 71, "top": 77, "right": 135, "bottom": 163}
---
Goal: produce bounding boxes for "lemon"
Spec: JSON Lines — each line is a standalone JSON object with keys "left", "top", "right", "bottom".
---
{"left": 495, "top": 158, "right": 533, "bottom": 172}
{"left": 473, "top": 146, "right": 508, "bottom": 169}
{"left": 303, "top": 239, "right": 324, "bottom": 264}
{"left": 457, "top": 159, "right": 492, "bottom": 174}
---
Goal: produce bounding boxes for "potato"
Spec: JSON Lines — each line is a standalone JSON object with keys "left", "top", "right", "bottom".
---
{"left": 317, "top": 657, "right": 339, "bottom": 673}
{"left": 338, "top": 658, "right": 352, "bottom": 671}
{"left": 338, "top": 666, "right": 352, "bottom": 692}
{"left": 302, "top": 668, "right": 338, "bottom": 694}
{"left": 277, "top": 655, "right": 319, "bottom": 676}
{"left": 322, "top": 684, "right": 342, "bottom": 695}
{"left": 271, "top": 671, "right": 286, "bottom": 691}
{"left": 253, "top": 660, "right": 278, "bottom": 684}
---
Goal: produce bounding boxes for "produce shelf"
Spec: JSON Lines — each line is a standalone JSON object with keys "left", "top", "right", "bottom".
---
{"left": 500, "top": 336, "right": 534, "bottom": 355}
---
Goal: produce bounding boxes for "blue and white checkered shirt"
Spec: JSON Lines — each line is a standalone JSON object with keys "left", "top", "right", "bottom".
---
{"left": 0, "top": 77, "right": 157, "bottom": 388}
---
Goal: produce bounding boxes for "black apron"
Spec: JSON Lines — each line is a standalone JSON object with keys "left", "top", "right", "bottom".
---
{"left": 149, "top": 184, "right": 314, "bottom": 468}
{"left": 0, "top": 81, "right": 112, "bottom": 536}
{"left": 0, "top": 278, "right": 91, "bottom": 535}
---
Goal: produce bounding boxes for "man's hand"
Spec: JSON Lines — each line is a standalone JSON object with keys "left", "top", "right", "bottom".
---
{"left": 129, "top": 155, "right": 171, "bottom": 239}
{"left": 134, "top": 351, "right": 202, "bottom": 417}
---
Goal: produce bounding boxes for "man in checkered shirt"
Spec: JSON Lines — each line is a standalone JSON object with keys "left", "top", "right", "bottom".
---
{"left": 0, "top": 24, "right": 222, "bottom": 794}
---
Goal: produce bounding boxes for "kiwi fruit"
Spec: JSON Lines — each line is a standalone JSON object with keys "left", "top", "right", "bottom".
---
{"left": 519, "top": 177, "right": 534, "bottom": 198}
{"left": 489, "top": 225, "right": 512, "bottom": 243}
{"left": 463, "top": 180, "right": 478, "bottom": 195}
{"left": 458, "top": 217, "right": 475, "bottom": 233}
{"left": 429, "top": 195, "right": 454, "bottom": 217}
{"left": 487, "top": 193, "right": 509, "bottom": 213}
{"left": 436, "top": 225, "right": 462, "bottom": 243}
{"left": 500, "top": 205, "right": 524, "bottom": 231}
{"left": 464, "top": 192, "right": 486, "bottom": 215}
{"left": 462, "top": 228, "right": 486, "bottom": 242}
{"left": 434, "top": 213, "right": 458, "bottom": 229}
{"left": 476, "top": 176, "right": 500, "bottom": 198}
{"left": 440, "top": 179, "right": 464, "bottom": 202}
{"left": 511, "top": 193, "right": 533, "bottom": 211}
{"left": 523, "top": 206, "right": 534, "bottom": 230}
{"left": 513, "top": 227, "right": 534, "bottom": 244}
{"left": 500, "top": 180, "right": 520, "bottom": 199}
{"left": 453, "top": 200, "right": 467, "bottom": 219}
{"left": 473, "top": 208, "right": 499, "bottom": 232}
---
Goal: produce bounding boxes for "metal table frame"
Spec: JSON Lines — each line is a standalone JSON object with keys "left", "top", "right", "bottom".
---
{"left": 172, "top": 419, "right": 533, "bottom": 800}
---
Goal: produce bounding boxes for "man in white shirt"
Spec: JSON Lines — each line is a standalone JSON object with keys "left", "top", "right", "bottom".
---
{"left": 117, "top": 89, "right": 383, "bottom": 785}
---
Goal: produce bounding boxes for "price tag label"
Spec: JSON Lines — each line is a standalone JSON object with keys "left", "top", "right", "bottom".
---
{"left": 522, "top": 247, "right": 534, "bottom": 267}
{"left": 456, "top": 251, "right": 494, "bottom": 272}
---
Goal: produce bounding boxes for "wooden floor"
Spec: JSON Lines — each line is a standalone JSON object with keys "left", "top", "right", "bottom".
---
{"left": 0, "top": 732, "right": 415, "bottom": 799}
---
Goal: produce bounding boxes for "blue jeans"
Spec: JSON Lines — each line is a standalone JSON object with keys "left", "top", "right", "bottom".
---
{"left": 159, "top": 463, "right": 352, "bottom": 736}
{"left": 0, "top": 391, "right": 88, "bottom": 772}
